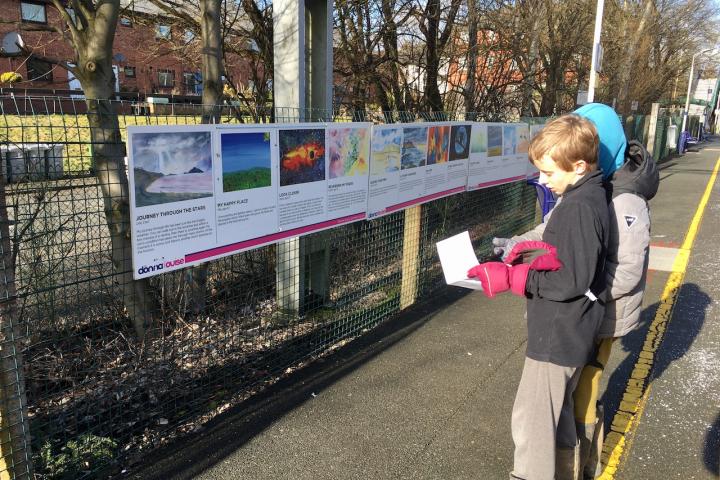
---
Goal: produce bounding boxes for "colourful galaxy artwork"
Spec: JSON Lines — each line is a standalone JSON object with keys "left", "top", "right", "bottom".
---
{"left": 279, "top": 128, "right": 326, "bottom": 186}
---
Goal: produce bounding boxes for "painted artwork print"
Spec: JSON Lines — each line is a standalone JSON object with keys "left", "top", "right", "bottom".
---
{"left": 503, "top": 125, "right": 517, "bottom": 156}
{"left": 328, "top": 127, "right": 370, "bottom": 179}
{"left": 401, "top": 126, "right": 428, "bottom": 169}
{"left": 279, "top": 128, "right": 326, "bottom": 186}
{"left": 132, "top": 131, "right": 213, "bottom": 208}
{"left": 426, "top": 126, "right": 450, "bottom": 165}
{"left": 449, "top": 125, "right": 471, "bottom": 161}
{"left": 471, "top": 126, "right": 487, "bottom": 154}
{"left": 221, "top": 131, "right": 272, "bottom": 192}
{"left": 487, "top": 126, "right": 503, "bottom": 157}
{"left": 371, "top": 127, "right": 401, "bottom": 174}
{"left": 517, "top": 127, "right": 530, "bottom": 154}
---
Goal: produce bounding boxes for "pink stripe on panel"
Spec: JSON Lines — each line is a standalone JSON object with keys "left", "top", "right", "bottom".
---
{"left": 185, "top": 212, "right": 366, "bottom": 262}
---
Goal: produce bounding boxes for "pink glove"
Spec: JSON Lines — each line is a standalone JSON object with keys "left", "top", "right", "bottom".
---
{"left": 503, "top": 240, "right": 563, "bottom": 271}
{"left": 504, "top": 241, "right": 563, "bottom": 297}
{"left": 509, "top": 264, "right": 531, "bottom": 296}
{"left": 467, "top": 262, "right": 510, "bottom": 298}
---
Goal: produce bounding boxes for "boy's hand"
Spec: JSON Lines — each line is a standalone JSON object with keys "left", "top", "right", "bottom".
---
{"left": 492, "top": 237, "right": 516, "bottom": 261}
{"left": 504, "top": 241, "right": 563, "bottom": 297}
{"left": 503, "top": 240, "right": 563, "bottom": 271}
{"left": 509, "top": 264, "right": 531, "bottom": 296}
{"left": 467, "top": 262, "right": 510, "bottom": 298}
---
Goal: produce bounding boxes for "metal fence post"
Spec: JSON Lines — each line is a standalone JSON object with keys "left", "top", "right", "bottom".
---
{"left": 646, "top": 103, "right": 660, "bottom": 158}
{"left": 400, "top": 205, "right": 422, "bottom": 309}
{"left": 0, "top": 174, "right": 32, "bottom": 480}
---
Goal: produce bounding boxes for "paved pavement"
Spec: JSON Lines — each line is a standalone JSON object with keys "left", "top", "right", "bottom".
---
{"left": 129, "top": 139, "right": 720, "bottom": 480}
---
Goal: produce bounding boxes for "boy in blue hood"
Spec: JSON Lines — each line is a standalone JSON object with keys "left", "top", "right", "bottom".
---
{"left": 494, "top": 103, "right": 659, "bottom": 478}
{"left": 572, "top": 103, "right": 659, "bottom": 478}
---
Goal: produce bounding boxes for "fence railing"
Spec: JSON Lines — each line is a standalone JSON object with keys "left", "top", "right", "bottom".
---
{"left": 0, "top": 98, "right": 538, "bottom": 479}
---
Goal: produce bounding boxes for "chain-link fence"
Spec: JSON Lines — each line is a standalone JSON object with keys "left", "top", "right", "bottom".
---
{"left": 0, "top": 97, "right": 537, "bottom": 479}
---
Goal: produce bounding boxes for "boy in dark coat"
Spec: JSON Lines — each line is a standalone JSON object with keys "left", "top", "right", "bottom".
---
{"left": 468, "top": 114, "right": 610, "bottom": 480}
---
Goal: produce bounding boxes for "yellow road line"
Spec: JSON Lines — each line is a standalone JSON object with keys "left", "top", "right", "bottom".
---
{"left": 597, "top": 156, "right": 720, "bottom": 479}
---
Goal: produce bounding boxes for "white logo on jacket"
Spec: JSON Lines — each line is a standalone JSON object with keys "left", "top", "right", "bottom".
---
{"left": 623, "top": 215, "right": 637, "bottom": 229}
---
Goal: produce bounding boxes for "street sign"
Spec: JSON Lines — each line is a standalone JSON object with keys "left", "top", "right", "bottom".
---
{"left": 577, "top": 90, "right": 589, "bottom": 106}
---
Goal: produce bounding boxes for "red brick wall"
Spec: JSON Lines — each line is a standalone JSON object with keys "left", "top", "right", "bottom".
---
{"left": 0, "top": 0, "right": 251, "bottom": 95}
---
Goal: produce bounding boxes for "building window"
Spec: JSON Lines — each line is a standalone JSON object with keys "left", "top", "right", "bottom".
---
{"left": 120, "top": 17, "right": 133, "bottom": 27}
{"left": 124, "top": 66, "right": 136, "bottom": 78}
{"left": 155, "top": 25, "right": 171, "bottom": 40}
{"left": 183, "top": 30, "right": 195, "bottom": 44}
{"left": 21, "top": 2, "right": 47, "bottom": 23}
{"left": 184, "top": 72, "right": 201, "bottom": 94}
{"left": 27, "top": 57, "right": 53, "bottom": 82}
{"left": 158, "top": 70, "right": 174, "bottom": 88}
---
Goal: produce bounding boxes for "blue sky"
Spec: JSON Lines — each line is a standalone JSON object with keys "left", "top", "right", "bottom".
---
{"left": 221, "top": 132, "right": 271, "bottom": 173}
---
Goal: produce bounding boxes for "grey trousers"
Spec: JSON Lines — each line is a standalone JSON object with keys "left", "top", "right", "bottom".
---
{"left": 510, "top": 357, "right": 582, "bottom": 480}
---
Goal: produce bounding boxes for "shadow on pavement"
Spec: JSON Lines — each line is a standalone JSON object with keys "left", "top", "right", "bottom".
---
{"left": 126, "top": 287, "right": 470, "bottom": 480}
{"left": 601, "top": 283, "right": 711, "bottom": 434}
{"left": 705, "top": 412, "right": 720, "bottom": 475}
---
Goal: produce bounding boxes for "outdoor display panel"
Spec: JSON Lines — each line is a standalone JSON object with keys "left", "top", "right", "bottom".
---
{"left": 367, "top": 122, "right": 471, "bottom": 219}
{"left": 526, "top": 123, "right": 544, "bottom": 179}
{"left": 128, "top": 122, "right": 372, "bottom": 279}
{"left": 466, "top": 123, "right": 529, "bottom": 191}
{"left": 129, "top": 120, "right": 528, "bottom": 278}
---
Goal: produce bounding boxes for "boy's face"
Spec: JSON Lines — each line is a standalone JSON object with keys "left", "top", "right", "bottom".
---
{"left": 534, "top": 153, "right": 587, "bottom": 195}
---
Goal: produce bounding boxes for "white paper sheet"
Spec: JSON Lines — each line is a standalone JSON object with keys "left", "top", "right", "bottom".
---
{"left": 436, "top": 231, "right": 484, "bottom": 290}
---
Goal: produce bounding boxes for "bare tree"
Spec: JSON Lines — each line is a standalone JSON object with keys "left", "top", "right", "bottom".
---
{"left": 5, "top": 0, "right": 159, "bottom": 338}
{"left": 333, "top": 0, "right": 415, "bottom": 118}
{"left": 415, "top": 0, "right": 462, "bottom": 112}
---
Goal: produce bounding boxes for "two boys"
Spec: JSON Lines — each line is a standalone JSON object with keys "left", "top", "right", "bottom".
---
{"left": 468, "top": 114, "right": 610, "bottom": 479}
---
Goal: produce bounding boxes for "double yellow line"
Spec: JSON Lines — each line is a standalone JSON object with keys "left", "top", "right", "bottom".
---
{"left": 598, "top": 156, "right": 720, "bottom": 479}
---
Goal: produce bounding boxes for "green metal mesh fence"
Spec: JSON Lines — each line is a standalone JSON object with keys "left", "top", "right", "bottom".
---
{"left": 0, "top": 97, "right": 537, "bottom": 479}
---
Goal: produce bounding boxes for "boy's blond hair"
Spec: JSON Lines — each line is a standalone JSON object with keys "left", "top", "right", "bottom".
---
{"left": 529, "top": 114, "right": 599, "bottom": 172}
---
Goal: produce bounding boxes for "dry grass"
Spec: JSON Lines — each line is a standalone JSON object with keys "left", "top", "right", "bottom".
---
{"left": 1, "top": 114, "right": 206, "bottom": 174}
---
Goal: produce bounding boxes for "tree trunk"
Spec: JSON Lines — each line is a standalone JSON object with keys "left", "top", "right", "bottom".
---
{"left": 184, "top": 0, "right": 224, "bottom": 314}
{"left": 464, "top": 0, "right": 479, "bottom": 118}
{"left": 423, "top": 0, "right": 444, "bottom": 112}
{"left": 522, "top": 6, "right": 540, "bottom": 117}
{"left": 381, "top": 0, "right": 406, "bottom": 113}
{"left": 616, "top": 0, "right": 653, "bottom": 112}
{"left": 539, "top": 56, "right": 562, "bottom": 116}
{"left": 86, "top": 95, "right": 157, "bottom": 338}
{"left": 72, "top": 1, "right": 157, "bottom": 339}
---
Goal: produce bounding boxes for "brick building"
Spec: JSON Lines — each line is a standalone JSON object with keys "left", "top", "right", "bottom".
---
{"left": 0, "top": 0, "right": 251, "bottom": 97}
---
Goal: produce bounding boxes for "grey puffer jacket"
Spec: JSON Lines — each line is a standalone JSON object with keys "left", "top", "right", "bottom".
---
{"left": 511, "top": 140, "right": 659, "bottom": 338}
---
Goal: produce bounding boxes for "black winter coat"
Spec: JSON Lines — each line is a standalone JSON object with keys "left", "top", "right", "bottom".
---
{"left": 524, "top": 170, "right": 610, "bottom": 367}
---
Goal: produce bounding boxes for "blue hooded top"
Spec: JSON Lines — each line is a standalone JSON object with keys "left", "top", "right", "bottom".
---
{"left": 574, "top": 103, "right": 626, "bottom": 179}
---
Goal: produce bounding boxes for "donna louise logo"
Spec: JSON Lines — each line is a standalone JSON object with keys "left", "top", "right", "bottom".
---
{"left": 138, "top": 258, "right": 185, "bottom": 275}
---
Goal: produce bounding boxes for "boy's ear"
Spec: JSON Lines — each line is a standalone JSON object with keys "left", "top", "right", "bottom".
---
{"left": 573, "top": 159, "right": 589, "bottom": 175}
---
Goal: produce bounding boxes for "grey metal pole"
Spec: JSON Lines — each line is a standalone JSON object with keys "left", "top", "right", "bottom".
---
{"left": 587, "top": 0, "right": 605, "bottom": 103}
{"left": 682, "top": 48, "right": 717, "bottom": 133}
{"left": 681, "top": 52, "right": 699, "bottom": 133}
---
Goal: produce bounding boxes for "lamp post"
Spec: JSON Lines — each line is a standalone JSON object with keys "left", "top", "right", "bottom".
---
{"left": 587, "top": 0, "right": 605, "bottom": 104}
{"left": 682, "top": 47, "right": 718, "bottom": 133}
